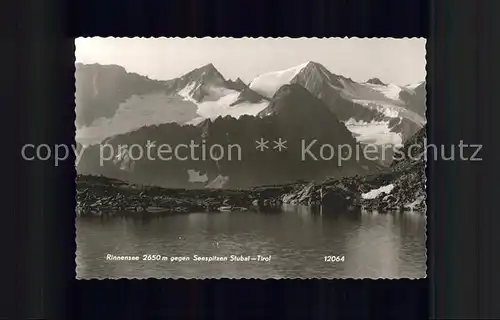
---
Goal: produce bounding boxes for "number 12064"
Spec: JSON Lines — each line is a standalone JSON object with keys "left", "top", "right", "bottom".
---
{"left": 324, "top": 256, "right": 345, "bottom": 262}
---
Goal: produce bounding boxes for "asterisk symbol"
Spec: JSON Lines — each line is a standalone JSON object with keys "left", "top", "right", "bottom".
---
{"left": 273, "top": 138, "right": 287, "bottom": 151}
{"left": 255, "top": 138, "right": 269, "bottom": 151}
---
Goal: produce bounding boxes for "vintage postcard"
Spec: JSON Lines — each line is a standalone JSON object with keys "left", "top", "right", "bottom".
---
{"left": 74, "top": 37, "right": 427, "bottom": 279}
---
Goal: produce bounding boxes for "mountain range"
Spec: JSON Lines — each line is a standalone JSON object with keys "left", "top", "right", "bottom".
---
{"left": 76, "top": 62, "right": 425, "bottom": 145}
{"left": 75, "top": 61, "right": 426, "bottom": 189}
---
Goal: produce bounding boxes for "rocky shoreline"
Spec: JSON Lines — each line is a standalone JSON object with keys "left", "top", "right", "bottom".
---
{"left": 77, "top": 175, "right": 257, "bottom": 217}
{"left": 76, "top": 160, "right": 425, "bottom": 217}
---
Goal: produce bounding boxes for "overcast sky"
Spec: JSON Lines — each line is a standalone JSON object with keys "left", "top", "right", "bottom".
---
{"left": 75, "top": 37, "right": 426, "bottom": 86}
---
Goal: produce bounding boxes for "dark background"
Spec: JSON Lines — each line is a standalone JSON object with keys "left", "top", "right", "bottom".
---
{"left": 5, "top": 0, "right": 499, "bottom": 318}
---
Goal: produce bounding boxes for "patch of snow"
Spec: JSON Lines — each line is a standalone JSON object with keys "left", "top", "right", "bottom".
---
{"left": 206, "top": 175, "right": 229, "bottom": 189}
{"left": 362, "top": 184, "right": 395, "bottom": 200}
{"left": 351, "top": 99, "right": 401, "bottom": 118}
{"left": 350, "top": 99, "right": 425, "bottom": 126}
{"left": 344, "top": 118, "right": 403, "bottom": 146}
{"left": 404, "top": 195, "right": 425, "bottom": 211}
{"left": 178, "top": 81, "right": 198, "bottom": 102}
{"left": 195, "top": 91, "right": 268, "bottom": 120}
{"left": 376, "top": 105, "right": 400, "bottom": 118}
{"left": 180, "top": 82, "right": 269, "bottom": 120}
{"left": 249, "top": 62, "right": 310, "bottom": 98}
{"left": 187, "top": 169, "right": 208, "bottom": 183}
{"left": 204, "top": 86, "right": 236, "bottom": 101}
{"left": 364, "top": 83, "right": 404, "bottom": 102}
{"left": 178, "top": 81, "right": 234, "bottom": 102}
{"left": 338, "top": 78, "right": 403, "bottom": 105}
{"left": 405, "top": 81, "right": 424, "bottom": 90}
{"left": 186, "top": 116, "right": 205, "bottom": 125}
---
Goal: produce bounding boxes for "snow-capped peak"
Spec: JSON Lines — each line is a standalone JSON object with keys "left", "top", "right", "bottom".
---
{"left": 184, "top": 63, "right": 225, "bottom": 85}
{"left": 247, "top": 61, "right": 341, "bottom": 99}
{"left": 301, "top": 60, "right": 326, "bottom": 70}
{"left": 366, "top": 78, "right": 387, "bottom": 86}
{"left": 200, "top": 62, "right": 216, "bottom": 70}
{"left": 248, "top": 61, "right": 311, "bottom": 98}
{"left": 172, "top": 63, "right": 229, "bottom": 102}
{"left": 405, "top": 81, "right": 425, "bottom": 90}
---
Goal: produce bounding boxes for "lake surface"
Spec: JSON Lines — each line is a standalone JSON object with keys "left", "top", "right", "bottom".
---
{"left": 76, "top": 205, "right": 426, "bottom": 279}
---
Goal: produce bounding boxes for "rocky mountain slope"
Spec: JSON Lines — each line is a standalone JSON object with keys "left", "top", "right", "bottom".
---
{"left": 75, "top": 63, "right": 168, "bottom": 128}
{"left": 77, "top": 84, "right": 382, "bottom": 189}
{"left": 250, "top": 61, "right": 426, "bottom": 146}
{"left": 76, "top": 126, "right": 426, "bottom": 217}
{"left": 277, "top": 126, "right": 426, "bottom": 211}
{"left": 76, "top": 62, "right": 425, "bottom": 151}
{"left": 76, "top": 63, "right": 269, "bottom": 145}
{"left": 399, "top": 81, "right": 426, "bottom": 118}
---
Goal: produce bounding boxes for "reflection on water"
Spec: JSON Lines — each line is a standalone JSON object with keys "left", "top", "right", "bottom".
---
{"left": 76, "top": 206, "right": 426, "bottom": 279}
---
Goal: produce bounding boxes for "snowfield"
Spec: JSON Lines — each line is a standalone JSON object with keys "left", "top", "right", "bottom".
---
{"left": 179, "top": 83, "right": 269, "bottom": 121}
{"left": 363, "top": 82, "right": 404, "bottom": 102}
{"left": 344, "top": 118, "right": 403, "bottom": 146}
{"left": 76, "top": 82, "right": 269, "bottom": 145}
{"left": 248, "top": 62, "right": 425, "bottom": 135}
{"left": 336, "top": 78, "right": 400, "bottom": 104}
{"left": 351, "top": 99, "right": 401, "bottom": 118}
{"left": 197, "top": 94, "right": 268, "bottom": 120}
{"left": 249, "top": 62, "right": 310, "bottom": 98}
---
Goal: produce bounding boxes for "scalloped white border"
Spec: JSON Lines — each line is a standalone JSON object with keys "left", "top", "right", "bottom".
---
{"left": 74, "top": 36, "right": 428, "bottom": 280}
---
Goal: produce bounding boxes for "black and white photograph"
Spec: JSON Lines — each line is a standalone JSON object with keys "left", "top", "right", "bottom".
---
{"left": 73, "top": 37, "right": 427, "bottom": 279}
